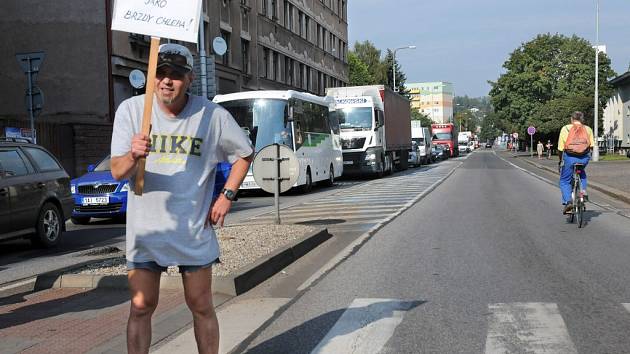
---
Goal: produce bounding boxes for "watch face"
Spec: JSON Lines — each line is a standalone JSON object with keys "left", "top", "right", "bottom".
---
{"left": 223, "top": 189, "right": 236, "bottom": 200}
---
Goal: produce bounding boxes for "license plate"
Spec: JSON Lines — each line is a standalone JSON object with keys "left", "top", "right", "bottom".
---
{"left": 343, "top": 160, "right": 354, "bottom": 165}
{"left": 241, "top": 180, "right": 259, "bottom": 189}
{"left": 82, "top": 196, "right": 109, "bottom": 205}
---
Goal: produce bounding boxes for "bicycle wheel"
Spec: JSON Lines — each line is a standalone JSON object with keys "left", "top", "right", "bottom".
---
{"left": 575, "top": 177, "right": 583, "bottom": 228}
{"left": 577, "top": 202, "right": 584, "bottom": 228}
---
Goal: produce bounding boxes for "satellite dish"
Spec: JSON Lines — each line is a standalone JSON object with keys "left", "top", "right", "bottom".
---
{"left": 129, "top": 69, "right": 146, "bottom": 89}
{"left": 213, "top": 37, "right": 228, "bottom": 56}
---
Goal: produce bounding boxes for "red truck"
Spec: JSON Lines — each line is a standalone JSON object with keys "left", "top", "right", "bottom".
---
{"left": 431, "top": 123, "right": 458, "bottom": 158}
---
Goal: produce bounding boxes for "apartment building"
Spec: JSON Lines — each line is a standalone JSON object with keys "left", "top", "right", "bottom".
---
{"left": 407, "top": 82, "right": 454, "bottom": 124}
{"left": 603, "top": 71, "right": 630, "bottom": 149}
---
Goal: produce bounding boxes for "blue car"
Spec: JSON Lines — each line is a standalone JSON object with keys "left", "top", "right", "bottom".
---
{"left": 71, "top": 155, "right": 231, "bottom": 224}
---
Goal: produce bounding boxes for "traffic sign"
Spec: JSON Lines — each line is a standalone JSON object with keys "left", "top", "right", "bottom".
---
{"left": 129, "top": 69, "right": 146, "bottom": 89}
{"left": 512, "top": 132, "right": 519, "bottom": 139}
{"left": 252, "top": 144, "right": 300, "bottom": 194}
{"left": 16, "top": 52, "right": 45, "bottom": 75}
{"left": 527, "top": 126, "right": 536, "bottom": 136}
{"left": 212, "top": 37, "right": 227, "bottom": 56}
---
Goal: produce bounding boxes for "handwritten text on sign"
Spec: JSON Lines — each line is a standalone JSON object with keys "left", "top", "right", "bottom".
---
{"left": 111, "top": 0, "right": 202, "bottom": 43}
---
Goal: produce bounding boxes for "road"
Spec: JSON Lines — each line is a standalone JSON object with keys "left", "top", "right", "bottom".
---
{"left": 232, "top": 150, "right": 630, "bottom": 353}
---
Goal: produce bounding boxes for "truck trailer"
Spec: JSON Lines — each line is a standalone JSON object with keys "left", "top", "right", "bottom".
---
{"left": 326, "top": 85, "right": 412, "bottom": 176}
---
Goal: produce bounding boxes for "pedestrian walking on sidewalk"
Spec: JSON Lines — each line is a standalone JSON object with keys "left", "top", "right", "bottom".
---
{"left": 546, "top": 140, "right": 553, "bottom": 159}
{"left": 110, "top": 43, "right": 254, "bottom": 354}
{"left": 537, "top": 141, "right": 544, "bottom": 159}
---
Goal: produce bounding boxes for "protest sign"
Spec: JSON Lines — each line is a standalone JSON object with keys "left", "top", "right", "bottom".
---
{"left": 111, "top": 0, "right": 202, "bottom": 195}
{"left": 111, "top": 0, "right": 202, "bottom": 44}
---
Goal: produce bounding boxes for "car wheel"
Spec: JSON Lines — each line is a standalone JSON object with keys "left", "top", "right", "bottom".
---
{"left": 32, "top": 203, "right": 62, "bottom": 248}
{"left": 71, "top": 216, "right": 91, "bottom": 225}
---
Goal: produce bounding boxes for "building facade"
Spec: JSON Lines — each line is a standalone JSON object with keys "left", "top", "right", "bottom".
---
{"left": 603, "top": 71, "right": 630, "bottom": 150}
{"left": 0, "top": 0, "right": 349, "bottom": 176}
{"left": 407, "top": 82, "right": 454, "bottom": 124}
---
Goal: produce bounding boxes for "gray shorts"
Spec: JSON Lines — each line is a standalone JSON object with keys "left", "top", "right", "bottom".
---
{"left": 127, "top": 259, "right": 219, "bottom": 274}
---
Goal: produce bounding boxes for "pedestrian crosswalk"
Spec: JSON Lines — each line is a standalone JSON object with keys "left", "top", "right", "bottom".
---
{"left": 243, "top": 162, "right": 459, "bottom": 231}
{"left": 234, "top": 299, "right": 630, "bottom": 354}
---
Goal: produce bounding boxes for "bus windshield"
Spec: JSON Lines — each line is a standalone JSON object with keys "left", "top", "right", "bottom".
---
{"left": 338, "top": 107, "right": 373, "bottom": 130}
{"left": 218, "top": 99, "right": 293, "bottom": 151}
{"left": 433, "top": 133, "right": 452, "bottom": 140}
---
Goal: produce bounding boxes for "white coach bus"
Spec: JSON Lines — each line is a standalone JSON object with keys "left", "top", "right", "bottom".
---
{"left": 213, "top": 90, "right": 343, "bottom": 193}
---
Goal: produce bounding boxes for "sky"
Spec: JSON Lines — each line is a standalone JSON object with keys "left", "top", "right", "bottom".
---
{"left": 348, "top": 0, "right": 630, "bottom": 98}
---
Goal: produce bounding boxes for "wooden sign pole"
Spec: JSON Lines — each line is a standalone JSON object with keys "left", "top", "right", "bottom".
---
{"left": 134, "top": 36, "right": 161, "bottom": 196}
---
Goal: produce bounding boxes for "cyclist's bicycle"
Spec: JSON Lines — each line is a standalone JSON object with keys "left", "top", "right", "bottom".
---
{"left": 568, "top": 163, "right": 587, "bottom": 228}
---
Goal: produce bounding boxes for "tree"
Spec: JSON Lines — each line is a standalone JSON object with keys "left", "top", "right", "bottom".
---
{"left": 353, "top": 41, "right": 387, "bottom": 84}
{"left": 454, "top": 110, "right": 479, "bottom": 132}
{"left": 411, "top": 108, "right": 433, "bottom": 127}
{"left": 383, "top": 49, "right": 407, "bottom": 94}
{"left": 479, "top": 112, "right": 502, "bottom": 142}
{"left": 489, "top": 33, "right": 616, "bottom": 137}
{"left": 348, "top": 52, "right": 374, "bottom": 86}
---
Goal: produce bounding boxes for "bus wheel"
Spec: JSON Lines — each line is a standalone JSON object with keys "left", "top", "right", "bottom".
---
{"left": 323, "top": 164, "right": 334, "bottom": 187}
{"left": 300, "top": 168, "right": 313, "bottom": 193}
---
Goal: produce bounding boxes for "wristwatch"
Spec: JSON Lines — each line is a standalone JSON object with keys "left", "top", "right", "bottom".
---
{"left": 220, "top": 188, "right": 237, "bottom": 201}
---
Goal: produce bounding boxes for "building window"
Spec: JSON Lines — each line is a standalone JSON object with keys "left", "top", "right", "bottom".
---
{"left": 285, "top": 56, "right": 293, "bottom": 85}
{"left": 272, "top": 51, "right": 279, "bottom": 81}
{"left": 221, "top": 0, "right": 230, "bottom": 23}
{"left": 271, "top": 0, "right": 277, "bottom": 19}
{"left": 241, "top": 7, "right": 249, "bottom": 33}
{"left": 298, "top": 12, "right": 304, "bottom": 37}
{"left": 242, "top": 39, "right": 250, "bottom": 74}
{"left": 304, "top": 16, "right": 310, "bottom": 42}
{"left": 299, "top": 63, "right": 305, "bottom": 88}
{"left": 287, "top": 3, "right": 293, "bottom": 31}
{"left": 220, "top": 31, "right": 231, "bottom": 66}
{"left": 306, "top": 66, "right": 311, "bottom": 91}
{"left": 317, "top": 24, "right": 322, "bottom": 48}
{"left": 261, "top": 0, "right": 267, "bottom": 16}
{"left": 262, "top": 47, "right": 269, "bottom": 78}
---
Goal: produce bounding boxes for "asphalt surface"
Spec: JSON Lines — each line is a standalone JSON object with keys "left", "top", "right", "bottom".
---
{"left": 236, "top": 150, "right": 630, "bottom": 353}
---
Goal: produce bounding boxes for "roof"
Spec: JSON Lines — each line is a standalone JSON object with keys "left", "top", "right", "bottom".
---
{"left": 213, "top": 90, "right": 333, "bottom": 106}
{"left": 610, "top": 71, "right": 630, "bottom": 87}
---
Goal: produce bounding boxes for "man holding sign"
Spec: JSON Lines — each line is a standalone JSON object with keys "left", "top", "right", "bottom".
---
{"left": 111, "top": 44, "right": 253, "bottom": 354}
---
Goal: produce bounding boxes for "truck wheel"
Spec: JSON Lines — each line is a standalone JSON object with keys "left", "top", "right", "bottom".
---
{"left": 398, "top": 150, "right": 409, "bottom": 171}
{"left": 31, "top": 203, "right": 62, "bottom": 248}
{"left": 323, "top": 164, "right": 335, "bottom": 187}
{"left": 385, "top": 154, "right": 393, "bottom": 175}
{"left": 300, "top": 168, "right": 313, "bottom": 193}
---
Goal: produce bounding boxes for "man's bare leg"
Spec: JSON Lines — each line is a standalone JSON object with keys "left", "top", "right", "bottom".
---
{"left": 127, "top": 269, "right": 161, "bottom": 354}
{"left": 182, "top": 267, "right": 219, "bottom": 354}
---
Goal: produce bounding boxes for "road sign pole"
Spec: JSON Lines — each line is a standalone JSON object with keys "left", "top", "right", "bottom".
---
{"left": 274, "top": 144, "right": 281, "bottom": 225}
{"left": 26, "top": 56, "right": 36, "bottom": 144}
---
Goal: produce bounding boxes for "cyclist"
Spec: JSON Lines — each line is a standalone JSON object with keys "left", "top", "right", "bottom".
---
{"left": 557, "top": 111, "right": 595, "bottom": 214}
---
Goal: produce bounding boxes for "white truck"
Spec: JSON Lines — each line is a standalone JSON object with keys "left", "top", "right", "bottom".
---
{"left": 326, "top": 85, "right": 412, "bottom": 177}
{"left": 458, "top": 131, "right": 473, "bottom": 154}
{"left": 411, "top": 120, "right": 431, "bottom": 165}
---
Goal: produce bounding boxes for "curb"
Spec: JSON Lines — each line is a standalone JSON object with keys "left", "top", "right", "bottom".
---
{"left": 520, "top": 157, "right": 630, "bottom": 205}
{"left": 33, "top": 227, "right": 331, "bottom": 295}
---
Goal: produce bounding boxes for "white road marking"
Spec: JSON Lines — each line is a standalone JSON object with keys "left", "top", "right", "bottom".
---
{"left": 310, "top": 298, "right": 412, "bottom": 354}
{"left": 622, "top": 303, "right": 630, "bottom": 313}
{"left": 485, "top": 302, "right": 577, "bottom": 354}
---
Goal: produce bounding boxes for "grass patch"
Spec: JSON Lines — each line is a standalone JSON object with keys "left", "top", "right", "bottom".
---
{"left": 598, "top": 154, "right": 629, "bottom": 161}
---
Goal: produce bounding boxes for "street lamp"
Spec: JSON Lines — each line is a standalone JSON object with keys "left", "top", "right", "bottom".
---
{"left": 392, "top": 45, "right": 416, "bottom": 92}
{"left": 593, "top": 0, "right": 600, "bottom": 161}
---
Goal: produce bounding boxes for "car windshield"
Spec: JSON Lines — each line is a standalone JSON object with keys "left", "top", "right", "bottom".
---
{"left": 433, "top": 133, "right": 452, "bottom": 140}
{"left": 412, "top": 138, "right": 424, "bottom": 144}
{"left": 219, "top": 99, "right": 293, "bottom": 151}
{"left": 338, "top": 107, "right": 373, "bottom": 130}
{"left": 94, "top": 156, "right": 111, "bottom": 171}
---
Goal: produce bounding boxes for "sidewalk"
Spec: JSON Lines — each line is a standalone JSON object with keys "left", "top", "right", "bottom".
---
{"left": 499, "top": 150, "right": 630, "bottom": 205}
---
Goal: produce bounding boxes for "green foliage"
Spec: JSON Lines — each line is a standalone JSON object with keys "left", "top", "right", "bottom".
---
{"left": 348, "top": 52, "right": 374, "bottom": 86}
{"left": 455, "top": 110, "right": 479, "bottom": 132}
{"left": 454, "top": 96, "right": 492, "bottom": 115}
{"left": 353, "top": 41, "right": 388, "bottom": 84}
{"left": 411, "top": 109, "right": 433, "bottom": 127}
{"left": 479, "top": 112, "right": 502, "bottom": 142}
{"left": 489, "top": 33, "right": 616, "bottom": 137}
{"left": 383, "top": 49, "right": 407, "bottom": 93}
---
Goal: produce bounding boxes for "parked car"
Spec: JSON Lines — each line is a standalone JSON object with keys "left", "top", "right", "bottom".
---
{"left": 485, "top": 141, "right": 493, "bottom": 148}
{"left": 70, "top": 155, "right": 128, "bottom": 224}
{"left": 0, "top": 138, "right": 73, "bottom": 247}
{"left": 71, "top": 156, "right": 233, "bottom": 224}
{"left": 407, "top": 141, "right": 422, "bottom": 167}
{"left": 431, "top": 145, "right": 448, "bottom": 161}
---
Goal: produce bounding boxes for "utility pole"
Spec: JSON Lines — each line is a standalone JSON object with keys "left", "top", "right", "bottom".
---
{"left": 593, "top": 0, "right": 600, "bottom": 161}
